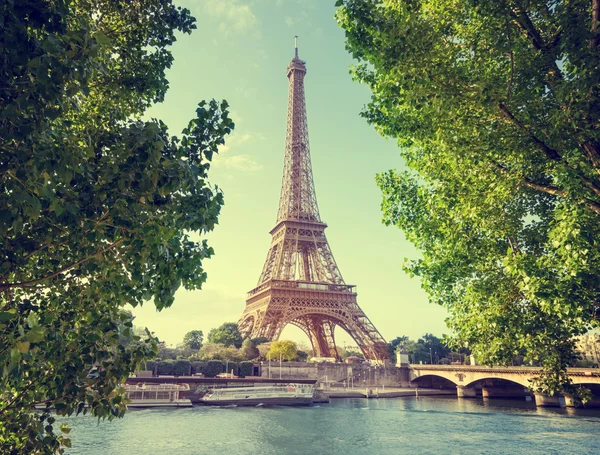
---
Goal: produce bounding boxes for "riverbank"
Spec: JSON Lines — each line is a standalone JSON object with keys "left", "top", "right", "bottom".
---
{"left": 326, "top": 387, "right": 456, "bottom": 399}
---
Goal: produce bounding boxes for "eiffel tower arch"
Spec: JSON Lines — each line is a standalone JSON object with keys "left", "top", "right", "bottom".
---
{"left": 238, "top": 42, "right": 389, "bottom": 362}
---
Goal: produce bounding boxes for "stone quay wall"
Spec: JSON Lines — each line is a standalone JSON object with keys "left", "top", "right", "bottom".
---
{"left": 257, "top": 361, "right": 410, "bottom": 387}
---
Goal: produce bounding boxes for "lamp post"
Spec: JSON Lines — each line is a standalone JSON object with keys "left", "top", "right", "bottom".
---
{"left": 429, "top": 348, "right": 433, "bottom": 364}
{"left": 279, "top": 352, "right": 282, "bottom": 380}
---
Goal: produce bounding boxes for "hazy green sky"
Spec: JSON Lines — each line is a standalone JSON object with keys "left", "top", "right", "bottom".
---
{"left": 133, "top": 0, "right": 449, "bottom": 347}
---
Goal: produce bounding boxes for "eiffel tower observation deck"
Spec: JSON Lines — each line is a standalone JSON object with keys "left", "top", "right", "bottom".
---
{"left": 238, "top": 39, "right": 388, "bottom": 362}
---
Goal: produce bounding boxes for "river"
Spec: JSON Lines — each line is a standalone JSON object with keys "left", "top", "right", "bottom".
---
{"left": 62, "top": 397, "right": 600, "bottom": 454}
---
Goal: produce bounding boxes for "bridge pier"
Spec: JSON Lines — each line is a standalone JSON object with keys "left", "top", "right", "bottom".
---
{"left": 563, "top": 394, "right": 600, "bottom": 408}
{"left": 533, "top": 393, "right": 565, "bottom": 407}
{"left": 481, "top": 385, "right": 530, "bottom": 399}
{"left": 456, "top": 386, "right": 477, "bottom": 398}
{"left": 563, "top": 395, "right": 578, "bottom": 408}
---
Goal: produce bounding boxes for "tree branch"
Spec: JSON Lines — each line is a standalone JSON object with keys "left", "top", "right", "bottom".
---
{"left": 548, "top": 26, "right": 563, "bottom": 49}
{"left": 23, "top": 240, "right": 70, "bottom": 261}
{"left": 508, "top": 6, "right": 564, "bottom": 85}
{"left": 582, "top": 176, "right": 600, "bottom": 197}
{"left": 490, "top": 161, "right": 600, "bottom": 215}
{"left": 0, "top": 376, "right": 41, "bottom": 416}
{"left": 532, "top": 179, "right": 596, "bottom": 214}
{"left": 425, "top": 70, "right": 465, "bottom": 97}
{"left": 498, "top": 103, "right": 562, "bottom": 160}
{"left": 520, "top": 178, "right": 567, "bottom": 197}
{"left": 509, "top": 7, "right": 545, "bottom": 50}
{"left": 581, "top": 141, "right": 600, "bottom": 172}
{"left": 0, "top": 238, "right": 125, "bottom": 291}
{"left": 507, "top": 236, "right": 521, "bottom": 254}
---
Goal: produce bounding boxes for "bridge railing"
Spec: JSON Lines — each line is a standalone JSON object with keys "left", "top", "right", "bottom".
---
{"left": 409, "top": 364, "right": 600, "bottom": 377}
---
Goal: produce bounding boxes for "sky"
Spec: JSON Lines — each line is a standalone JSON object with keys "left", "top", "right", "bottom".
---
{"left": 132, "top": 0, "right": 449, "bottom": 348}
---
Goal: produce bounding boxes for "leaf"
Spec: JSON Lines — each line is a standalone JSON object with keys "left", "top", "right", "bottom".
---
{"left": 92, "top": 31, "right": 112, "bottom": 46}
{"left": 0, "top": 311, "right": 17, "bottom": 322}
{"left": 16, "top": 341, "right": 30, "bottom": 353}
{"left": 26, "top": 327, "right": 45, "bottom": 343}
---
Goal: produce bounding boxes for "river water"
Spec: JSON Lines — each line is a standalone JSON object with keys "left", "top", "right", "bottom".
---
{"left": 63, "top": 397, "right": 600, "bottom": 455}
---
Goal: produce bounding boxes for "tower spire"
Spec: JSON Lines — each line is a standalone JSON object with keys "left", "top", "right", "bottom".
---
{"left": 294, "top": 35, "right": 298, "bottom": 58}
{"left": 278, "top": 38, "right": 319, "bottom": 223}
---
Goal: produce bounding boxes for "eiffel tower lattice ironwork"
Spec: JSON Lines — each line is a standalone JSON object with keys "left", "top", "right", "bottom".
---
{"left": 237, "top": 41, "right": 389, "bottom": 362}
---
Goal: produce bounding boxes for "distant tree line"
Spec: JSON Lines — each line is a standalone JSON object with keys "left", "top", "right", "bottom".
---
{"left": 388, "top": 334, "right": 470, "bottom": 365}
{"left": 149, "top": 322, "right": 313, "bottom": 366}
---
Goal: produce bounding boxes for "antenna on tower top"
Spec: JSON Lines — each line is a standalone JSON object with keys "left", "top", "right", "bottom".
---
{"left": 294, "top": 35, "right": 298, "bottom": 58}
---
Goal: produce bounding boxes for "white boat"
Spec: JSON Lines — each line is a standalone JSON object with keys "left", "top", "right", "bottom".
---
{"left": 125, "top": 383, "right": 193, "bottom": 408}
{"left": 198, "top": 383, "right": 315, "bottom": 407}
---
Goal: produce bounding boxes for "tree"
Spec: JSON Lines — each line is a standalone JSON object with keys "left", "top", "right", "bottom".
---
{"left": 267, "top": 340, "right": 298, "bottom": 361}
{"left": 339, "top": 346, "right": 365, "bottom": 360}
{"left": 197, "top": 344, "right": 244, "bottom": 362}
{"left": 296, "top": 342, "right": 314, "bottom": 360}
{"left": 404, "top": 340, "right": 430, "bottom": 365}
{"left": 0, "top": 1, "right": 233, "bottom": 453}
{"left": 251, "top": 337, "right": 270, "bottom": 346}
{"left": 183, "top": 330, "right": 204, "bottom": 351}
{"left": 157, "top": 342, "right": 184, "bottom": 361}
{"left": 418, "top": 334, "right": 451, "bottom": 364}
{"left": 257, "top": 342, "right": 273, "bottom": 360}
{"left": 388, "top": 336, "right": 409, "bottom": 358}
{"left": 240, "top": 338, "right": 260, "bottom": 360}
{"left": 207, "top": 323, "right": 243, "bottom": 348}
{"left": 337, "top": 0, "right": 600, "bottom": 402}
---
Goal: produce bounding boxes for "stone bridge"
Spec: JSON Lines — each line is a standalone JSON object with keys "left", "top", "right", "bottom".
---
{"left": 409, "top": 365, "right": 600, "bottom": 407}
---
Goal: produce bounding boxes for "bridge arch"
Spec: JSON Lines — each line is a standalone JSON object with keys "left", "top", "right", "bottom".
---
{"left": 410, "top": 373, "right": 459, "bottom": 388}
{"left": 463, "top": 376, "right": 531, "bottom": 388}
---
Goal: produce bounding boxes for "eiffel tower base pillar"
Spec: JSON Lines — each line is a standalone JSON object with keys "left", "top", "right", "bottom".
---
{"left": 298, "top": 316, "right": 339, "bottom": 360}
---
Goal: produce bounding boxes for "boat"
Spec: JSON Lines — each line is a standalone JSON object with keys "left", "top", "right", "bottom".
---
{"left": 198, "top": 383, "right": 315, "bottom": 407}
{"left": 125, "top": 383, "right": 193, "bottom": 408}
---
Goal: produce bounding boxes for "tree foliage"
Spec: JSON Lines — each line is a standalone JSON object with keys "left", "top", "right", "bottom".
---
{"left": 207, "top": 322, "right": 243, "bottom": 348}
{"left": 388, "top": 336, "right": 409, "bottom": 358}
{"left": 257, "top": 342, "right": 272, "bottom": 360}
{"left": 339, "top": 346, "right": 365, "bottom": 360}
{"left": 251, "top": 337, "right": 270, "bottom": 346}
{"left": 0, "top": 1, "right": 233, "bottom": 452}
{"left": 198, "top": 343, "right": 245, "bottom": 362}
{"left": 183, "top": 330, "right": 204, "bottom": 351}
{"left": 203, "top": 360, "right": 225, "bottom": 378}
{"left": 389, "top": 334, "right": 451, "bottom": 364}
{"left": 267, "top": 340, "right": 298, "bottom": 361}
{"left": 240, "top": 338, "right": 260, "bottom": 360}
{"left": 239, "top": 361, "right": 254, "bottom": 378}
{"left": 404, "top": 340, "right": 431, "bottom": 365}
{"left": 337, "top": 0, "right": 600, "bottom": 400}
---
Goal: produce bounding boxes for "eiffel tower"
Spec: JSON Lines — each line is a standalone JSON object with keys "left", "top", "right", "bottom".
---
{"left": 238, "top": 41, "right": 389, "bottom": 362}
